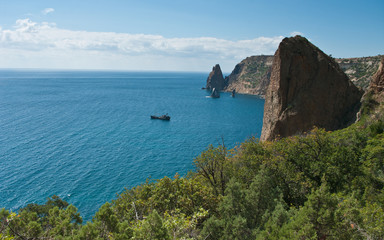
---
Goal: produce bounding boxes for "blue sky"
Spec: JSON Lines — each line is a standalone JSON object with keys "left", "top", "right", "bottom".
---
{"left": 0, "top": 0, "right": 383, "bottom": 71}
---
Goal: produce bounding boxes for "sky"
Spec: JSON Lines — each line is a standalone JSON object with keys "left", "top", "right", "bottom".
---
{"left": 0, "top": 0, "right": 383, "bottom": 72}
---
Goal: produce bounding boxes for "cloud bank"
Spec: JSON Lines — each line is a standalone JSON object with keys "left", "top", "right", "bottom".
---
{"left": 0, "top": 19, "right": 284, "bottom": 71}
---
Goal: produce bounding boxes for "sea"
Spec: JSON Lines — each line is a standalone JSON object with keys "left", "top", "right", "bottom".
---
{"left": 0, "top": 70, "right": 264, "bottom": 220}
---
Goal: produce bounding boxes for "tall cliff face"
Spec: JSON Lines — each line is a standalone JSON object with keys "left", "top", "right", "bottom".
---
{"left": 260, "top": 36, "right": 363, "bottom": 141}
{"left": 206, "top": 64, "right": 225, "bottom": 91}
{"left": 224, "top": 56, "right": 274, "bottom": 96}
{"left": 370, "top": 58, "right": 384, "bottom": 94}
{"left": 367, "top": 58, "right": 384, "bottom": 103}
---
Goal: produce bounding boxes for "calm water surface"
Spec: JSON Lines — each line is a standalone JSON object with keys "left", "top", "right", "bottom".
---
{"left": 0, "top": 70, "right": 264, "bottom": 219}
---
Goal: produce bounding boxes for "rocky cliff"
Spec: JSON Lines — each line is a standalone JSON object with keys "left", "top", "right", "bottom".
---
{"left": 260, "top": 36, "right": 363, "bottom": 141}
{"left": 206, "top": 64, "right": 225, "bottom": 91}
{"left": 367, "top": 58, "right": 384, "bottom": 103}
{"left": 336, "top": 55, "right": 383, "bottom": 90}
{"left": 224, "top": 56, "right": 273, "bottom": 96}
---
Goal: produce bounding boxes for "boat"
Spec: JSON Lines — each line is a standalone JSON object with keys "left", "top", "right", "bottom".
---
{"left": 150, "top": 114, "right": 170, "bottom": 120}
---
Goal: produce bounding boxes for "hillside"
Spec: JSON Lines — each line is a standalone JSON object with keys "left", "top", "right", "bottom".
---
{"left": 224, "top": 55, "right": 273, "bottom": 96}
{"left": 336, "top": 55, "right": 383, "bottom": 90}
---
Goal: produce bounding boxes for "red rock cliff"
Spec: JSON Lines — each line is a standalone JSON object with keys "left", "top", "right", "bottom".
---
{"left": 369, "top": 58, "right": 384, "bottom": 102}
{"left": 261, "top": 36, "right": 363, "bottom": 141}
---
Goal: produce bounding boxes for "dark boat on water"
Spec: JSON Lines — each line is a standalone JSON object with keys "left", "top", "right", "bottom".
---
{"left": 151, "top": 114, "right": 170, "bottom": 120}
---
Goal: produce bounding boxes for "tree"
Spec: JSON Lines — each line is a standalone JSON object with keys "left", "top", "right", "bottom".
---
{"left": 133, "top": 210, "right": 170, "bottom": 240}
{"left": 279, "top": 180, "right": 362, "bottom": 240}
{"left": 2, "top": 196, "right": 82, "bottom": 240}
{"left": 202, "top": 178, "right": 249, "bottom": 240}
{"left": 194, "top": 144, "right": 229, "bottom": 196}
{"left": 202, "top": 171, "right": 284, "bottom": 239}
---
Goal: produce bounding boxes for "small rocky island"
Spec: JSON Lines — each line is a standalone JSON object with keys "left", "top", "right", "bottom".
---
{"left": 205, "top": 64, "right": 225, "bottom": 91}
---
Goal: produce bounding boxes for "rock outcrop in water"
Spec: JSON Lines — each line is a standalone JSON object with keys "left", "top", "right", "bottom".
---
{"left": 224, "top": 55, "right": 273, "bottom": 97}
{"left": 261, "top": 36, "right": 363, "bottom": 141}
{"left": 206, "top": 64, "right": 225, "bottom": 91}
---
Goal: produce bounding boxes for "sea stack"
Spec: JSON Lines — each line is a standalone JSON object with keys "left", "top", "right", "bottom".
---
{"left": 260, "top": 36, "right": 363, "bottom": 141}
{"left": 206, "top": 64, "right": 225, "bottom": 91}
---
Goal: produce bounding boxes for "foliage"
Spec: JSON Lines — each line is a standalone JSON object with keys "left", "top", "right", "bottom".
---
{"left": 1, "top": 196, "right": 82, "bottom": 239}
{"left": 360, "top": 91, "right": 379, "bottom": 116}
{"left": 193, "top": 144, "right": 230, "bottom": 196}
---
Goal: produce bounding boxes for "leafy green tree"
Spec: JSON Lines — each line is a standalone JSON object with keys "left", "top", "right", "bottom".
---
{"left": 219, "top": 179, "right": 250, "bottom": 239}
{"left": 245, "top": 169, "right": 283, "bottom": 231}
{"left": 47, "top": 204, "right": 82, "bottom": 237}
{"left": 201, "top": 178, "right": 248, "bottom": 240}
{"left": 0, "top": 209, "right": 15, "bottom": 239}
{"left": 279, "top": 180, "right": 362, "bottom": 240}
{"left": 202, "top": 171, "right": 284, "bottom": 239}
{"left": 75, "top": 221, "right": 101, "bottom": 240}
{"left": 254, "top": 201, "right": 293, "bottom": 240}
{"left": 94, "top": 202, "right": 119, "bottom": 235}
{"left": 229, "top": 137, "right": 269, "bottom": 185}
{"left": 361, "top": 133, "right": 384, "bottom": 186}
{"left": 133, "top": 209, "right": 170, "bottom": 240}
{"left": 194, "top": 144, "right": 229, "bottom": 196}
{"left": 162, "top": 208, "right": 208, "bottom": 239}
{"left": 337, "top": 192, "right": 384, "bottom": 240}
{"left": 112, "top": 174, "right": 218, "bottom": 226}
{"left": 7, "top": 210, "right": 43, "bottom": 240}
{"left": 22, "top": 195, "right": 69, "bottom": 219}
{"left": 3, "top": 196, "right": 82, "bottom": 240}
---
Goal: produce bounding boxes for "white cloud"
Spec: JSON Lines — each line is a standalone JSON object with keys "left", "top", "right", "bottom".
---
{"left": 0, "top": 18, "right": 284, "bottom": 71}
{"left": 14, "top": 18, "right": 38, "bottom": 32}
{"left": 42, "top": 8, "right": 55, "bottom": 15}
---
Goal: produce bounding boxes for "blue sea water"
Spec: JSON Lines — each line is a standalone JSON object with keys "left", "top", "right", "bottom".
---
{"left": 0, "top": 70, "right": 264, "bottom": 220}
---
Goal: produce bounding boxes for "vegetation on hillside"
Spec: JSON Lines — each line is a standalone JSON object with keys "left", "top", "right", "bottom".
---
{"left": 242, "top": 60, "right": 270, "bottom": 88}
{"left": 1, "top": 107, "right": 384, "bottom": 239}
{"left": 336, "top": 55, "right": 383, "bottom": 90}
